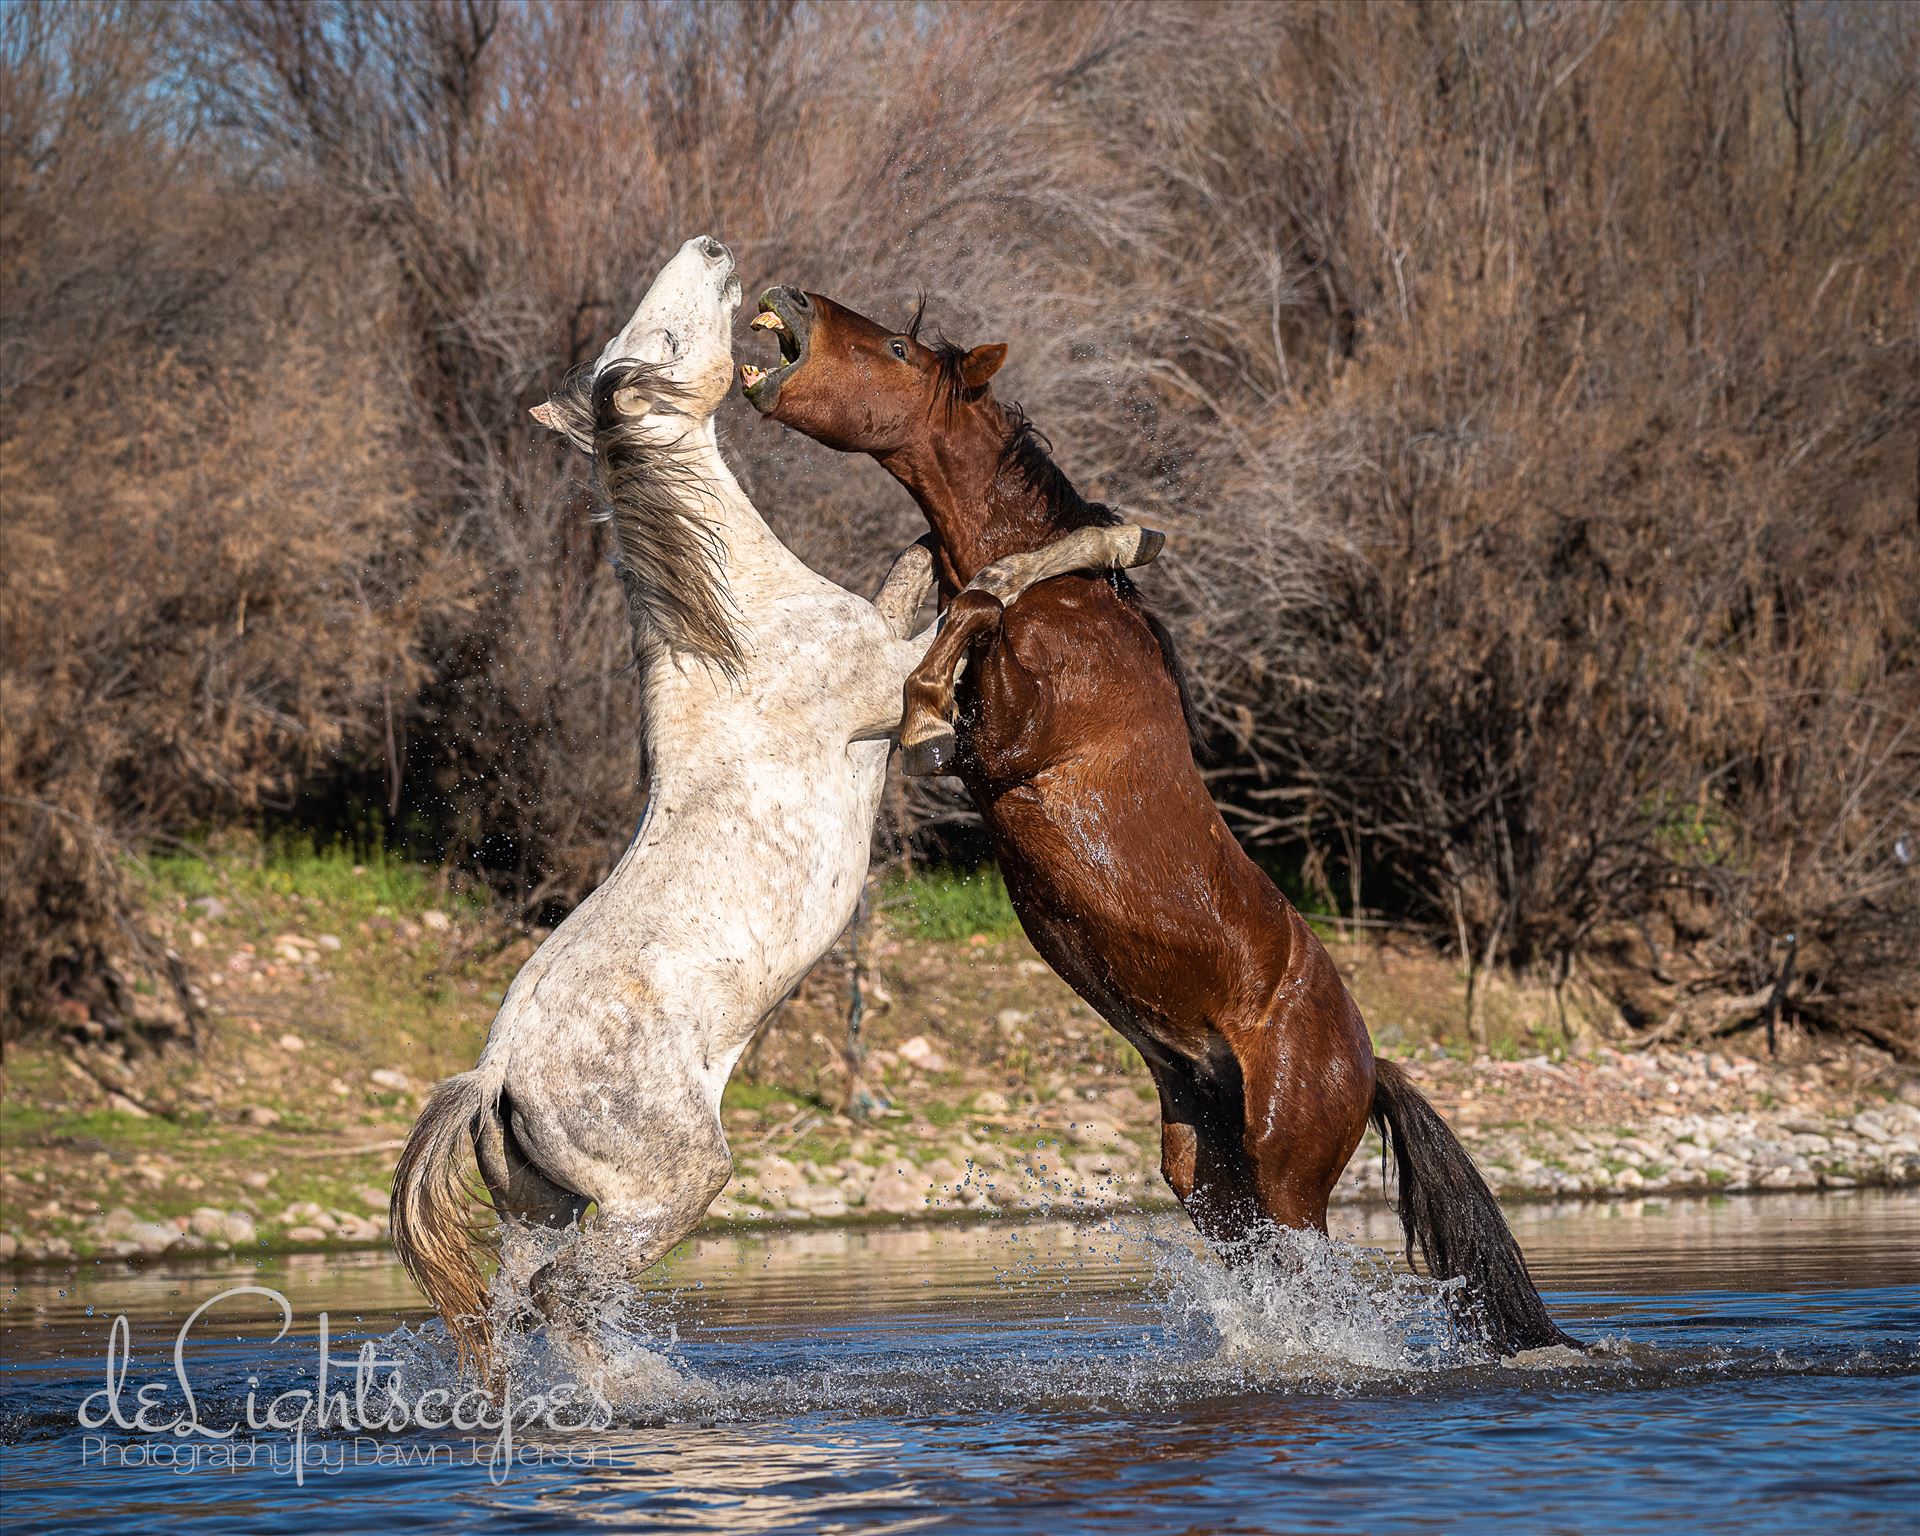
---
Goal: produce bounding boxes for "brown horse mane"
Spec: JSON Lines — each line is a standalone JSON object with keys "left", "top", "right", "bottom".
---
{"left": 910, "top": 304, "right": 1199, "bottom": 741}
{"left": 544, "top": 358, "right": 745, "bottom": 674}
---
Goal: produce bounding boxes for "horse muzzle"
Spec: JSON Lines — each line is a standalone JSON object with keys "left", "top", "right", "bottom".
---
{"left": 740, "top": 286, "right": 811, "bottom": 412}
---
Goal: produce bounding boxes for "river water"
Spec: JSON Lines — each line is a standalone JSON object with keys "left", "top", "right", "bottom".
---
{"left": 2, "top": 1192, "right": 1916, "bottom": 1533}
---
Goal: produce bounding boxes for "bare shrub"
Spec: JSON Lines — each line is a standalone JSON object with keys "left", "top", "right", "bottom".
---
{"left": 0, "top": 2, "right": 433, "bottom": 1038}
{"left": 4, "top": 0, "right": 1914, "bottom": 1052}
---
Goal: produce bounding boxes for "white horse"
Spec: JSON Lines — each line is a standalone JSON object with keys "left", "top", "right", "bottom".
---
{"left": 391, "top": 236, "right": 1159, "bottom": 1374}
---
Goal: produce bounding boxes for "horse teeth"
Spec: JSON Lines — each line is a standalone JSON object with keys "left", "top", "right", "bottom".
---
{"left": 750, "top": 311, "right": 785, "bottom": 333}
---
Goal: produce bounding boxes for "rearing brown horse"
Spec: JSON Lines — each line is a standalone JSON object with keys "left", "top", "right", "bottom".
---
{"left": 742, "top": 288, "right": 1573, "bottom": 1354}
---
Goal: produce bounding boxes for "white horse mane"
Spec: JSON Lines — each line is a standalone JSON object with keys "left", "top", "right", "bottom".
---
{"left": 542, "top": 355, "right": 744, "bottom": 672}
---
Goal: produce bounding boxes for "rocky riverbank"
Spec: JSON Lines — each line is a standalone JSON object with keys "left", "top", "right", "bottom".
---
{"left": 707, "top": 1044, "right": 1920, "bottom": 1226}
{"left": 6, "top": 1044, "right": 1916, "bottom": 1266}
{"left": 5, "top": 843, "right": 1916, "bottom": 1266}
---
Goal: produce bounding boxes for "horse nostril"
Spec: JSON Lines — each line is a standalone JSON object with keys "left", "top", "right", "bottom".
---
{"left": 699, "top": 236, "right": 728, "bottom": 262}
{"left": 793, "top": 291, "right": 810, "bottom": 309}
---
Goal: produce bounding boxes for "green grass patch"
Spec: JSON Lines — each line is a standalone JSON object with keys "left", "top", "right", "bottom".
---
{"left": 721, "top": 1079, "right": 806, "bottom": 1117}
{"left": 882, "top": 864, "right": 1021, "bottom": 942}
{"left": 139, "top": 831, "right": 462, "bottom": 925}
{"left": 0, "top": 1099, "right": 198, "bottom": 1151}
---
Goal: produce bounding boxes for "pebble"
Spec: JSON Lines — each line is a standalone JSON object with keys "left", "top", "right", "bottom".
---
{"left": 897, "top": 1035, "right": 950, "bottom": 1073}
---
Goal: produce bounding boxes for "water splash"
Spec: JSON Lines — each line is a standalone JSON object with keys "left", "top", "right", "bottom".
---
{"left": 384, "top": 1221, "right": 715, "bottom": 1421}
{"left": 1135, "top": 1219, "right": 1490, "bottom": 1383}
{"left": 383, "top": 1214, "right": 1503, "bottom": 1422}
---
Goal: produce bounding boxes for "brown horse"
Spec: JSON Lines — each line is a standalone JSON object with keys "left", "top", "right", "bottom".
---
{"left": 742, "top": 289, "right": 1574, "bottom": 1355}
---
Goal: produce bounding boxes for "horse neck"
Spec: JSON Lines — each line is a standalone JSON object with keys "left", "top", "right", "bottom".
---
{"left": 635, "top": 421, "right": 811, "bottom": 764}
{"left": 880, "top": 410, "right": 1057, "bottom": 586}
{"left": 670, "top": 420, "right": 804, "bottom": 589}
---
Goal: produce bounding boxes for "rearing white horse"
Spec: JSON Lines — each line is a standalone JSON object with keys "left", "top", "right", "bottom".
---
{"left": 390, "top": 236, "right": 1159, "bottom": 1374}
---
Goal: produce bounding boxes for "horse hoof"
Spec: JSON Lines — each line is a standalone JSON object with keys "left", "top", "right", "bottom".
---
{"left": 902, "top": 730, "right": 957, "bottom": 777}
{"left": 1135, "top": 528, "right": 1166, "bottom": 565}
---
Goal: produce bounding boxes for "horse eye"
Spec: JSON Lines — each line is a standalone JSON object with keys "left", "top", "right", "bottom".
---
{"left": 889, "top": 339, "right": 908, "bottom": 360}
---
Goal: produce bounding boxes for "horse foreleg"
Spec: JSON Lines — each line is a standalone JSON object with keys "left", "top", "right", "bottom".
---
{"left": 967, "top": 523, "right": 1163, "bottom": 602}
{"left": 898, "top": 523, "right": 1164, "bottom": 774}
{"left": 870, "top": 533, "right": 939, "bottom": 639}
{"left": 900, "top": 589, "right": 1005, "bottom": 776}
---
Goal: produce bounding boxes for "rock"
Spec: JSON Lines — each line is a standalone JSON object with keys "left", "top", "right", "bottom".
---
{"left": 1068, "top": 1116, "right": 1126, "bottom": 1149}
{"left": 97, "top": 1207, "right": 139, "bottom": 1239}
{"left": 222, "top": 1213, "right": 257, "bottom": 1245}
{"left": 276, "top": 1033, "right": 305, "bottom": 1053}
{"left": 353, "top": 1185, "right": 388, "bottom": 1210}
{"left": 995, "top": 1009, "right": 1030, "bottom": 1035}
{"left": 285, "top": 1226, "right": 328, "bottom": 1244}
{"left": 972, "top": 1089, "right": 1011, "bottom": 1116}
{"left": 0, "top": 1233, "right": 16, "bottom": 1262}
{"left": 369, "top": 1068, "right": 410, "bottom": 1092}
{"left": 242, "top": 1169, "right": 273, "bottom": 1188}
{"left": 126, "top": 1221, "right": 183, "bottom": 1255}
{"left": 244, "top": 1105, "right": 281, "bottom": 1128}
{"left": 897, "top": 1035, "right": 950, "bottom": 1073}
{"left": 188, "top": 1207, "right": 231, "bottom": 1241}
{"left": 753, "top": 1156, "right": 808, "bottom": 1202}
{"left": 317, "top": 934, "right": 343, "bottom": 951}
{"left": 421, "top": 909, "right": 451, "bottom": 932}
{"left": 190, "top": 896, "right": 228, "bottom": 921}
{"left": 864, "top": 1172, "right": 927, "bottom": 1215}
{"left": 794, "top": 1188, "right": 849, "bottom": 1219}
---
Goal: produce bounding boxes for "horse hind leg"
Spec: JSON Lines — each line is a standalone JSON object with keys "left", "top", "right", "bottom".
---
{"left": 521, "top": 1124, "right": 734, "bottom": 1349}
{"left": 475, "top": 1087, "right": 589, "bottom": 1231}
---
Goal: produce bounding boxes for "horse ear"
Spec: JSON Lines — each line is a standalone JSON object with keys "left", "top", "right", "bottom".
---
{"left": 530, "top": 399, "right": 594, "bottom": 455}
{"left": 960, "top": 343, "right": 1008, "bottom": 390}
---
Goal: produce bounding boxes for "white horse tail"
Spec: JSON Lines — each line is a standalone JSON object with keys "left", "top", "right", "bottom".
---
{"left": 391, "top": 1068, "right": 498, "bottom": 1378}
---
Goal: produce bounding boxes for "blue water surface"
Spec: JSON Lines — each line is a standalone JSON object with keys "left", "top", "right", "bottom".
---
{"left": 2, "top": 1192, "right": 1915, "bottom": 1534}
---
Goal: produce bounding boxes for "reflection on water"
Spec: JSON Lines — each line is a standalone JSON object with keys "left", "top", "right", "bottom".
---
{"left": 2, "top": 1192, "right": 1917, "bottom": 1534}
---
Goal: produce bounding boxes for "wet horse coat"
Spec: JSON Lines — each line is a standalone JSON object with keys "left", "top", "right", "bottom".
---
{"left": 746, "top": 287, "right": 1573, "bottom": 1355}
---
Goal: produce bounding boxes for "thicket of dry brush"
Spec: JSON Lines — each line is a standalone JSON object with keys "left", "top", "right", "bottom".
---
{"left": 3, "top": 1, "right": 1915, "bottom": 1052}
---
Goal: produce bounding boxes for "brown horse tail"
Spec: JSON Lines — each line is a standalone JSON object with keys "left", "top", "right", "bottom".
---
{"left": 1370, "top": 1057, "right": 1578, "bottom": 1354}
{"left": 391, "top": 1069, "right": 496, "bottom": 1378}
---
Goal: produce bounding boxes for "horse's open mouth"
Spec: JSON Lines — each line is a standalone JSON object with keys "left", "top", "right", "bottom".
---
{"left": 740, "top": 289, "right": 808, "bottom": 412}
